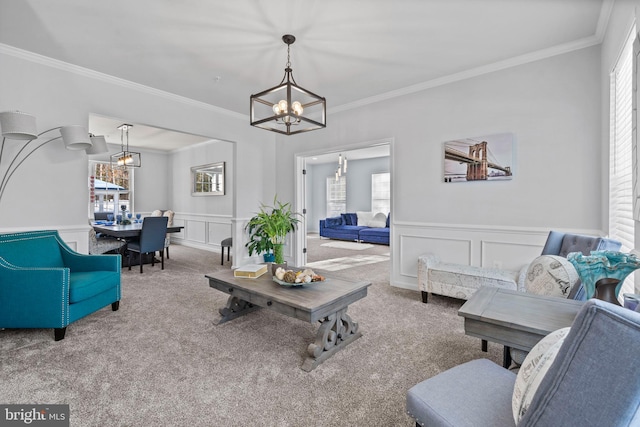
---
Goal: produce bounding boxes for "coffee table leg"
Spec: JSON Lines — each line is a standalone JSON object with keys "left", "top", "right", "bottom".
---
{"left": 215, "top": 296, "right": 260, "bottom": 325}
{"left": 302, "top": 308, "right": 362, "bottom": 372}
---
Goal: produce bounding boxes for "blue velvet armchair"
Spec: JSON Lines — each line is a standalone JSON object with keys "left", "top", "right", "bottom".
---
{"left": 0, "top": 230, "right": 121, "bottom": 340}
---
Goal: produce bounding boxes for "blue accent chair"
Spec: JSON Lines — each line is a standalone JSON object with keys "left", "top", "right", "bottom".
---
{"left": 127, "top": 216, "right": 168, "bottom": 273}
{"left": 407, "top": 299, "right": 640, "bottom": 426}
{"left": 0, "top": 230, "right": 121, "bottom": 341}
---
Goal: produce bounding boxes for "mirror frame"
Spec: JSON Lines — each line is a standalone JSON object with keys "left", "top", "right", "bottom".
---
{"left": 191, "top": 162, "right": 225, "bottom": 196}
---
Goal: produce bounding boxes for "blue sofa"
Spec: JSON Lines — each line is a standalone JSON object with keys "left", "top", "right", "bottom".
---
{"left": 319, "top": 212, "right": 390, "bottom": 245}
{"left": 0, "top": 230, "right": 121, "bottom": 340}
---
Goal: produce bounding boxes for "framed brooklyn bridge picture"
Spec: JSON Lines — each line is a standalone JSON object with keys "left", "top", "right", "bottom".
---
{"left": 443, "top": 133, "right": 514, "bottom": 183}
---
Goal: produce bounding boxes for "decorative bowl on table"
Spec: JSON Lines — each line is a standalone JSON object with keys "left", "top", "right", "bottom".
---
{"left": 272, "top": 267, "right": 325, "bottom": 287}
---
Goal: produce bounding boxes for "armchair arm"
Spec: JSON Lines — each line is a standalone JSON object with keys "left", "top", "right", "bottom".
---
{"left": 60, "top": 249, "right": 121, "bottom": 273}
{"left": 0, "top": 258, "right": 70, "bottom": 328}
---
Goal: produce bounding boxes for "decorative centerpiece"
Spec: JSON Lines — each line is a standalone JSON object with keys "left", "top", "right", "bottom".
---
{"left": 567, "top": 251, "right": 640, "bottom": 302}
{"left": 245, "top": 196, "right": 301, "bottom": 272}
{"left": 120, "top": 204, "right": 131, "bottom": 225}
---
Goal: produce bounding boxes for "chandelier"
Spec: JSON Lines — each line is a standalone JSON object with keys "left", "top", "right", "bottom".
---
{"left": 250, "top": 35, "right": 326, "bottom": 136}
{"left": 110, "top": 124, "right": 141, "bottom": 168}
{"left": 335, "top": 153, "right": 347, "bottom": 181}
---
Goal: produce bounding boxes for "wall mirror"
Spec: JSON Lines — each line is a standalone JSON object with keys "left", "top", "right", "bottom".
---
{"left": 191, "top": 162, "right": 225, "bottom": 196}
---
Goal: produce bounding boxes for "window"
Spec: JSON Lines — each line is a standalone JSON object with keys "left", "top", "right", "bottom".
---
{"left": 326, "top": 176, "right": 346, "bottom": 217}
{"left": 609, "top": 27, "right": 635, "bottom": 294}
{"left": 90, "top": 161, "right": 133, "bottom": 215}
{"left": 371, "top": 172, "right": 390, "bottom": 214}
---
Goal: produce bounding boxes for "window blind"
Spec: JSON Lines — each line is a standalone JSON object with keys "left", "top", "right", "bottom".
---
{"left": 609, "top": 28, "right": 636, "bottom": 294}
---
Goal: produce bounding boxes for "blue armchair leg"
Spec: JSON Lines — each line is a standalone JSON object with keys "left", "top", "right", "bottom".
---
{"left": 112, "top": 301, "right": 120, "bottom": 311}
{"left": 54, "top": 327, "right": 66, "bottom": 341}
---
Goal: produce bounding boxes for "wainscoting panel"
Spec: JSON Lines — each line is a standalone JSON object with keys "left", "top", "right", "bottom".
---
{"left": 399, "top": 234, "right": 472, "bottom": 278}
{"left": 186, "top": 220, "right": 207, "bottom": 244}
{"left": 480, "top": 239, "right": 542, "bottom": 270}
{"left": 169, "top": 213, "right": 233, "bottom": 253}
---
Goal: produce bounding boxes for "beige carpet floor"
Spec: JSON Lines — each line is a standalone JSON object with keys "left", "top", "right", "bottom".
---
{"left": 0, "top": 237, "right": 502, "bottom": 426}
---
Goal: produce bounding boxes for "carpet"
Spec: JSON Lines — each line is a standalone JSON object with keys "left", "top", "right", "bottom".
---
{"left": 0, "top": 240, "right": 502, "bottom": 426}
{"left": 320, "top": 241, "right": 374, "bottom": 250}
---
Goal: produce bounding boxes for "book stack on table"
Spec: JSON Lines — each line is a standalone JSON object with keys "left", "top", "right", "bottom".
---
{"left": 233, "top": 264, "right": 267, "bottom": 279}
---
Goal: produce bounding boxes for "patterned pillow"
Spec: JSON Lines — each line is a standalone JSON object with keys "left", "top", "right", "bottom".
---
{"left": 512, "top": 327, "right": 570, "bottom": 423}
{"left": 525, "top": 255, "right": 579, "bottom": 297}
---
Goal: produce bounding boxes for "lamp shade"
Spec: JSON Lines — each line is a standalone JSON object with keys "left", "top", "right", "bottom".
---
{"left": 60, "top": 125, "right": 92, "bottom": 150}
{"left": 86, "top": 135, "right": 108, "bottom": 155}
{"left": 0, "top": 111, "right": 38, "bottom": 140}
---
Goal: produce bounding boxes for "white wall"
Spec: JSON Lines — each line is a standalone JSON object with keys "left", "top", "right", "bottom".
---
{"left": 277, "top": 45, "right": 604, "bottom": 291}
{"left": 0, "top": 46, "right": 276, "bottom": 259}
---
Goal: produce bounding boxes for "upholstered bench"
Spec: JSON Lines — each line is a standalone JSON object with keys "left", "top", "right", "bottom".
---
{"left": 418, "top": 254, "right": 518, "bottom": 303}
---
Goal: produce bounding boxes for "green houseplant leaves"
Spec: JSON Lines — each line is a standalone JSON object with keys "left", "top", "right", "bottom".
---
{"left": 245, "top": 196, "right": 301, "bottom": 264}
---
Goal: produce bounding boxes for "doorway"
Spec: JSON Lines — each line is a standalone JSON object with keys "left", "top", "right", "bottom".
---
{"left": 293, "top": 139, "right": 393, "bottom": 267}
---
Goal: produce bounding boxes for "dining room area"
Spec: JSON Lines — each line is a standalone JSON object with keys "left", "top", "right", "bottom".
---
{"left": 91, "top": 208, "right": 185, "bottom": 273}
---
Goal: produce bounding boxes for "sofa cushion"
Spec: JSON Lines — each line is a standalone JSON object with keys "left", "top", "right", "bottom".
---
{"left": 325, "top": 216, "right": 344, "bottom": 227}
{"left": 70, "top": 271, "right": 120, "bottom": 304}
{"left": 525, "top": 255, "right": 579, "bottom": 297}
{"left": 356, "top": 211, "right": 373, "bottom": 226}
{"left": 341, "top": 213, "right": 357, "bottom": 226}
{"left": 512, "top": 327, "right": 570, "bottom": 423}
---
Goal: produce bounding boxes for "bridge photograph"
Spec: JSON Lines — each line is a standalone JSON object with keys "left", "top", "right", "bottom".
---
{"left": 443, "top": 133, "right": 514, "bottom": 183}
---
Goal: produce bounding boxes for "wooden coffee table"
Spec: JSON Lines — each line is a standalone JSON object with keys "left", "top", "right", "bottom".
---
{"left": 205, "top": 269, "right": 371, "bottom": 372}
{"left": 458, "top": 287, "right": 584, "bottom": 367}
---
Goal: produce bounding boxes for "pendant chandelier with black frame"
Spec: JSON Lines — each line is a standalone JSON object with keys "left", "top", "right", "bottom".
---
{"left": 250, "top": 35, "right": 326, "bottom": 136}
{"left": 111, "top": 124, "right": 141, "bottom": 168}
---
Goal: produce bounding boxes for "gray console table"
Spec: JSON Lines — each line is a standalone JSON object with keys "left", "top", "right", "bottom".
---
{"left": 458, "top": 287, "right": 584, "bottom": 367}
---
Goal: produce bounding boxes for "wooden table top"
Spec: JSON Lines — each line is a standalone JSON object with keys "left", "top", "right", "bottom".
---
{"left": 458, "top": 287, "right": 584, "bottom": 337}
{"left": 206, "top": 269, "right": 371, "bottom": 323}
{"left": 93, "top": 223, "right": 184, "bottom": 238}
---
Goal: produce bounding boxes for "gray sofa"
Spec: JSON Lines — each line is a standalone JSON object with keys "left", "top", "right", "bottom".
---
{"left": 406, "top": 299, "right": 640, "bottom": 426}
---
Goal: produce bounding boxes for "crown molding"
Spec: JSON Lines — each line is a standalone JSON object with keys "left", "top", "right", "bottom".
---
{"left": 0, "top": 43, "right": 248, "bottom": 121}
{"left": 330, "top": 34, "right": 603, "bottom": 114}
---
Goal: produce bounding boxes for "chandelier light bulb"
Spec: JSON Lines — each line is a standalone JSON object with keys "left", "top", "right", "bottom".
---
{"left": 343, "top": 157, "right": 348, "bottom": 173}
{"left": 338, "top": 154, "right": 342, "bottom": 166}
{"left": 292, "top": 101, "right": 303, "bottom": 115}
{"left": 278, "top": 100, "right": 288, "bottom": 113}
{"left": 272, "top": 104, "right": 281, "bottom": 114}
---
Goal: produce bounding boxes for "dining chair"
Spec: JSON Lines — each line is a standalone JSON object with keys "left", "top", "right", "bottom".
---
{"left": 151, "top": 209, "right": 174, "bottom": 259}
{"left": 127, "top": 216, "right": 168, "bottom": 273}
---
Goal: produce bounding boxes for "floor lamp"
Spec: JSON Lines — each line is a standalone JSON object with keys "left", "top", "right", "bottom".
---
{"left": 0, "top": 111, "right": 109, "bottom": 203}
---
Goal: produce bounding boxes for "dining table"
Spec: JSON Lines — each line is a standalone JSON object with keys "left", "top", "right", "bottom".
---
{"left": 92, "top": 222, "right": 184, "bottom": 239}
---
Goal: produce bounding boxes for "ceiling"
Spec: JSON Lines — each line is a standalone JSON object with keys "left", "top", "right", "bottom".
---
{"left": 0, "top": 1, "right": 608, "bottom": 151}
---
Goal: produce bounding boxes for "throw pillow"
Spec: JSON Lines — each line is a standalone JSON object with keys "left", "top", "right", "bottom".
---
{"left": 366, "top": 212, "right": 387, "bottom": 228}
{"left": 325, "top": 216, "right": 343, "bottom": 227}
{"left": 356, "top": 211, "right": 374, "bottom": 227}
{"left": 525, "top": 255, "right": 579, "bottom": 298}
{"left": 512, "top": 327, "right": 571, "bottom": 423}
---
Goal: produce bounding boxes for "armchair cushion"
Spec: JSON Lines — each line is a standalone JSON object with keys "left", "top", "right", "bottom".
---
{"left": 70, "top": 271, "right": 120, "bottom": 304}
{"left": 407, "top": 359, "right": 516, "bottom": 427}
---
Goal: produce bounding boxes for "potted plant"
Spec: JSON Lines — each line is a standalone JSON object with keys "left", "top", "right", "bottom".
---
{"left": 245, "top": 222, "right": 275, "bottom": 262}
{"left": 245, "top": 196, "right": 301, "bottom": 269}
